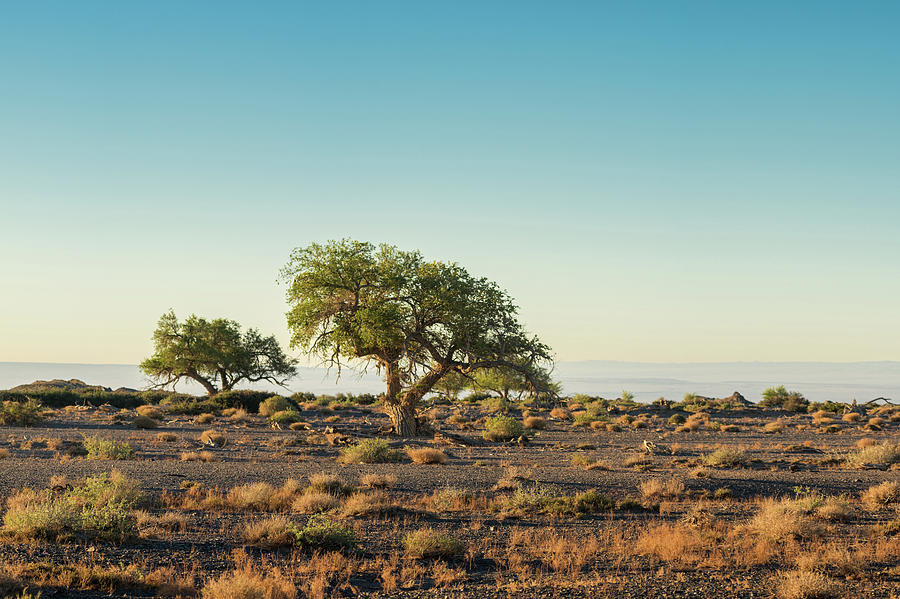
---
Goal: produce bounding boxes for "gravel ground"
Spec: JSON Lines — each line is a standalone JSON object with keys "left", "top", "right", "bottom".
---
{"left": 0, "top": 402, "right": 897, "bottom": 598}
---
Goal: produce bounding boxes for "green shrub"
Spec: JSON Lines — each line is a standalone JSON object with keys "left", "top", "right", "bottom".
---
{"left": 291, "top": 515, "right": 357, "bottom": 551}
{"left": 668, "top": 414, "right": 686, "bottom": 425}
{"left": 701, "top": 448, "right": 749, "bottom": 468}
{"left": 403, "top": 527, "right": 464, "bottom": 559}
{"left": 0, "top": 399, "right": 46, "bottom": 426}
{"left": 258, "top": 395, "right": 292, "bottom": 417}
{"left": 548, "top": 489, "right": 615, "bottom": 515}
{"left": 339, "top": 439, "right": 400, "bottom": 464}
{"left": 2, "top": 472, "right": 141, "bottom": 541}
{"left": 269, "top": 409, "right": 302, "bottom": 425}
{"left": 482, "top": 415, "right": 524, "bottom": 441}
{"left": 83, "top": 436, "right": 134, "bottom": 460}
{"left": 761, "top": 386, "right": 809, "bottom": 412}
{"left": 205, "top": 390, "right": 274, "bottom": 413}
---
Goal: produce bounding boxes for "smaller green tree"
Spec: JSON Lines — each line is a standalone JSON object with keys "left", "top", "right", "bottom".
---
{"left": 760, "top": 386, "right": 808, "bottom": 412}
{"left": 140, "top": 311, "right": 297, "bottom": 396}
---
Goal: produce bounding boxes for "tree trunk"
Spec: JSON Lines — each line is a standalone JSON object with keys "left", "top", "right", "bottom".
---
{"left": 386, "top": 402, "right": 418, "bottom": 437}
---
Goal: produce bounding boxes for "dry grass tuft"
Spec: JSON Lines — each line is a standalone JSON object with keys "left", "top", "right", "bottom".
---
{"left": 636, "top": 524, "right": 703, "bottom": 564}
{"left": 201, "top": 553, "right": 296, "bottom": 599}
{"left": 549, "top": 407, "right": 570, "bottom": 420}
{"left": 406, "top": 447, "right": 448, "bottom": 464}
{"left": 749, "top": 498, "right": 822, "bottom": 541}
{"left": 861, "top": 481, "right": 899, "bottom": 507}
{"left": 702, "top": 447, "right": 749, "bottom": 467}
{"left": 776, "top": 570, "right": 840, "bottom": 599}
{"left": 292, "top": 492, "right": 340, "bottom": 514}
{"left": 242, "top": 515, "right": 295, "bottom": 548}
{"left": 639, "top": 478, "right": 685, "bottom": 500}
{"left": 847, "top": 442, "right": 900, "bottom": 467}
{"left": 403, "top": 528, "right": 464, "bottom": 560}
{"left": 199, "top": 430, "right": 227, "bottom": 447}
{"left": 341, "top": 491, "right": 393, "bottom": 516}
{"left": 360, "top": 473, "right": 397, "bottom": 489}
{"left": 155, "top": 432, "right": 178, "bottom": 443}
{"left": 136, "top": 405, "right": 165, "bottom": 419}
{"left": 764, "top": 420, "right": 786, "bottom": 433}
{"left": 523, "top": 416, "right": 547, "bottom": 430}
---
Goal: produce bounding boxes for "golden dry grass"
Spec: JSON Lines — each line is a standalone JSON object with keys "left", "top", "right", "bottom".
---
{"left": 292, "top": 492, "right": 340, "bottom": 514}
{"left": 406, "top": 447, "right": 448, "bottom": 465}
{"left": 201, "top": 554, "right": 295, "bottom": 599}
{"left": 861, "top": 481, "right": 899, "bottom": 508}
{"left": 776, "top": 570, "right": 840, "bottom": 599}
{"left": 199, "top": 430, "right": 227, "bottom": 447}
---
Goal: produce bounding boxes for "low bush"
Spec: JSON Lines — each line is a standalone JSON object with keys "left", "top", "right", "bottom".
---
{"left": 242, "top": 515, "right": 295, "bottom": 548}
{"left": 201, "top": 558, "right": 295, "bottom": 599}
{"left": 407, "top": 447, "right": 448, "bottom": 464}
{"left": 269, "top": 409, "right": 302, "bottom": 425}
{"left": 307, "top": 473, "right": 354, "bottom": 495}
{"left": 776, "top": 570, "right": 840, "bottom": 599}
{"left": 258, "top": 395, "right": 291, "bottom": 417}
{"left": 482, "top": 416, "right": 524, "bottom": 442}
{"left": 2, "top": 472, "right": 141, "bottom": 542}
{"left": 0, "top": 399, "right": 46, "bottom": 426}
{"left": 701, "top": 448, "right": 749, "bottom": 468}
{"left": 292, "top": 492, "right": 340, "bottom": 514}
{"left": 136, "top": 405, "right": 164, "bottom": 419}
{"left": 760, "top": 386, "right": 809, "bottom": 412}
{"left": 199, "top": 430, "right": 227, "bottom": 447}
{"left": 83, "top": 436, "right": 134, "bottom": 460}
{"left": 523, "top": 416, "right": 547, "bottom": 430}
{"left": 403, "top": 528, "right": 464, "bottom": 560}
{"left": 292, "top": 515, "right": 357, "bottom": 551}
{"left": 339, "top": 439, "right": 400, "bottom": 464}
{"left": 133, "top": 416, "right": 158, "bottom": 429}
{"left": 847, "top": 442, "right": 900, "bottom": 467}
{"left": 861, "top": 481, "right": 899, "bottom": 507}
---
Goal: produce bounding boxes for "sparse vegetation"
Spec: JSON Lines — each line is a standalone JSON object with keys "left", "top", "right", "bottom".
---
{"left": 339, "top": 439, "right": 401, "bottom": 464}
{"left": 83, "top": 436, "right": 134, "bottom": 460}
{"left": 403, "top": 528, "right": 464, "bottom": 560}
{"left": 482, "top": 415, "right": 524, "bottom": 442}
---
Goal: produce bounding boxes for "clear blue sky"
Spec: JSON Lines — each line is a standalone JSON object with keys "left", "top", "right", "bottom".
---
{"left": 2, "top": 1, "right": 899, "bottom": 364}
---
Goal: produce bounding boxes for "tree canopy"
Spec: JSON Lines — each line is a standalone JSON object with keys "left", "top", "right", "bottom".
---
{"left": 140, "top": 311, "right": 297, "bottom": 396}
{"left": 280, "top": 239, "right": 553, "bottom": 436}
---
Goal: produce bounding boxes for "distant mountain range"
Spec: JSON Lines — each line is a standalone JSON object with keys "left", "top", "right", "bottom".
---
{"left": 1, "top": 360, "right": 897, "bottom": 403}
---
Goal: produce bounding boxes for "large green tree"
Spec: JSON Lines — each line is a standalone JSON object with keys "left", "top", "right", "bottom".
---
{"left": 141, "top": 311, "right": 298, "bottom": 395}
{"left": 280, "top": 239, "right": 553, "bottom": 436}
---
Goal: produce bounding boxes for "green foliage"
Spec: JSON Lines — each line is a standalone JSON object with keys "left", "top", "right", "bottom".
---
{"left": 668, "top": 413, "right": 686, "bottom": 425}
{"left": 403, "top": 528, "right": 464, "bottom": 559}
{"left": 291, "top": 515, "right": 357, "bottom": 551}
{"left": 548, "top": 489, "right": 615, "bottom": 515}
{"left": 83, "top": 436, "right": 134, "bottom": 460}
{"left": 807, "top": 401, "right": 847, "bottom": 414}
{"left": 497, "top": 486, "right": 613, "bottom": 516}
{"left": 280, "top": 239, "right": 553, "bottom": 434}
{"left": 0, "top": 399, "right": 46, "bottom": 426}
{"left": 257, "top": 395, "right": 291, "bottom": 417}
{"left": 208, "top": 390, "right": 279, "bottom": 413}
{"left": 2, "top": 472, "right": 141, "bottom": 542}
{"left": 140, "top": 310, "right": 297, "bottom": 396}
{"left": 339, "top": 439, "right": 401, "bottom": 464}
{"left": 761, "top": 386, "right": 809, "bottom": 412}
{"left": 269, "top": 409, "right": 301, "bottom": 424}
{"left": 482, "top": 415, "right": 524, "bottom": 441}
{"left": 701, "top": 448, "right": 749, "bottom": 468}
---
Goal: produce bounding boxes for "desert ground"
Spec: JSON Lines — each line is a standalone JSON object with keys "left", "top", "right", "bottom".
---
{"left": 0, "top": 388, "right": 898, "bottom": 598}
